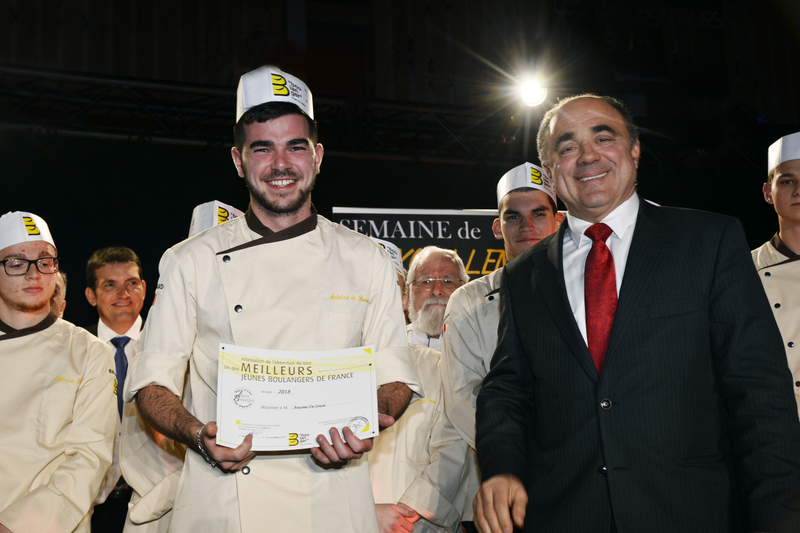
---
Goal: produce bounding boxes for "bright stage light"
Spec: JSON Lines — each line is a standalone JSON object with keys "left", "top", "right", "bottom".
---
{"left": 520, "top": 79, "right": 547, "bottom": 107}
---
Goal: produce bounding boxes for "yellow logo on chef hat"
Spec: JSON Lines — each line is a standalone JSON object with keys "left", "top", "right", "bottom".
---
{"left": 217, "top": 207, "right": 230, "bottom": 225}
{"left": 23, "top": 216, "right": 41, "bottom": 235}
{"left": 271, "top": 74, "right": 289, "bottom": 96}
{"left": 530, "top": 167, "right": 543, "bottom": 185}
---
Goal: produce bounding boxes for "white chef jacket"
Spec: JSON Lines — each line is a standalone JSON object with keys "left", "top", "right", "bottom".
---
{"left": 407, "top": 323, "right": 442, "bottom": 350}
{"left": 366, "top": 345, "right": 470, "bottom": 533}
{"left": 125, "top": 210, "right": 419, "bottom": 533}
{"left": 0, "top": 315, "right": 116, "bottom": 533}
{"left": 439, "top": 268, "right": 503, "bottom": 521}
{"left": 752, "top": 236, "right": 800, "bottom": 418}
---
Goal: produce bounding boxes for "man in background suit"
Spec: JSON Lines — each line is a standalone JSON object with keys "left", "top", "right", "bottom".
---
{"left": 85, "top": 246, "right": 146, "bottom": 533}
{"left": 474, "top": 94, "right": 800, "bottom": 533}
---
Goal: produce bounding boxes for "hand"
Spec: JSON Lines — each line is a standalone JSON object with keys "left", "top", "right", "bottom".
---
{"left": 376, "top": 502, "right": 419, "bottom": 532}
{"left": 473, "top": 474, "right": 527, "bottom": 533}
{"left": 0, "top": 524, "right": 13, "bottom": 533}
{"left": 200, "top": 422, "right": 255, "bottom": 473}
{"left": 310, "top": 427, "right": 373, "bottom": 464}
{"left": 379, "top": 413, "right": 396, "bottom": 431}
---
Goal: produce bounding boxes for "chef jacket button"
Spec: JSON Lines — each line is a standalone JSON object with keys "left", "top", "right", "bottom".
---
{"left": 789, "top": 342, "right": 795, "bottom": 348}
{"left": 242, "top": 466, "right": 250, "bottom": 475}
{"left": 488, "top": 295, "right": 494, "bottom": 301}
{"left": 764, "top": 271, "right": 771, "bottom": 277}
{"left": 600, "top": 398, "right": 612, "bottom": 410}
{"left": 234, "top": 305, "right": 243, "bottom": 313}
{"left": 796, "top": 381, "right": 800, "bottom": 388}
{"left": 597, "top": 465, "right": 607, "bottom": 477}
{"left": 775, "top": 303, "right": 781, "bottom": 309}
{"left": 223, "top": 255, "right": 231, "bottom": 263}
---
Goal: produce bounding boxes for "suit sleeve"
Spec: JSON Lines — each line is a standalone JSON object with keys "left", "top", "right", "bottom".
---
{"left": 476, "top": 269, "right": 535, "bottom": 483}
{"left": 709, "top": 218, "right": 800, "bottom": 531}
{"left": 0, "top": 338, "right": 116, "bottom": 533}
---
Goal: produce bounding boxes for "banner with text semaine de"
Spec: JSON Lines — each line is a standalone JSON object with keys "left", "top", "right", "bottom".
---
{"left": 332, "top": 207, "right": 503, "bottom": 279}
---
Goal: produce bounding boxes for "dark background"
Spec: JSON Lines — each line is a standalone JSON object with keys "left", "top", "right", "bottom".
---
{"left": 2, "top": 0, "right": 799, "bottom": 328}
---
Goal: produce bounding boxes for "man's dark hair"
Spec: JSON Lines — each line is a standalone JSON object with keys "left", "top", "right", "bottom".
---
{"left": 86, "top": 247, "right": 143, "bottom": 289}
{"left": 233, "top": 102, "right": 318, "bottom": 152}
{"left": 502, "top": 187, "right": 558, "bottom": 214}
{"left": 536, "top": 94, "right": 639, "bottom": 167}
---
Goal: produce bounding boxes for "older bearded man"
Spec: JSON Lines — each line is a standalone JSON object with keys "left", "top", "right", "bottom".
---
{"left": 406, "top": 246, "right": 469, "bottom": 350}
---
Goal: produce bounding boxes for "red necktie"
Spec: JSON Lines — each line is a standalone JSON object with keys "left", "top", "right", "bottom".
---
{"left": 584, "top": 223, "right": 617, "bottom": 374}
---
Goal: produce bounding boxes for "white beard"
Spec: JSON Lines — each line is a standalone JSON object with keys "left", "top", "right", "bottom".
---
{"left": 408, "top": 295, "right": 448, "bottom": 337}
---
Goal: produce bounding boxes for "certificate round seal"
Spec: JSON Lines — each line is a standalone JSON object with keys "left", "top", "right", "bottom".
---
{"left": 232, "top": 388, "right": 255, "bottom": 408}
{"left": 347, "top": 416, "right": 369, "bottom": 433}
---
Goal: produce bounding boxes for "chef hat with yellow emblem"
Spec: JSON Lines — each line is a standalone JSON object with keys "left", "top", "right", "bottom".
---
{"left": 496, "top": 162, "right": 556, "bottom": 207}
{"left": 768, "top": 131, "right": 800, "bottom": 173}
{"left": 188, "top": 200, "right": 244, "bottom": 238}
{"left": 0, "top": 211, "right": 56, "bottom": 254}
{"left": 369, "top": 237, "right": 405, "bottom": 276}
{"left": 236, "top": 66, "right": 314, "bottom": 123}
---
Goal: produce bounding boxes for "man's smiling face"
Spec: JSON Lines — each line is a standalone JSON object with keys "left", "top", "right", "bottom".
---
{"left": 85, "top": 261, "right": 145, "bottom": 332}
{"left": 544, "top": 97, "right": 640, "bottom": 222}
{"left": 231, "top": 113, "right": 323, "bottom": 219}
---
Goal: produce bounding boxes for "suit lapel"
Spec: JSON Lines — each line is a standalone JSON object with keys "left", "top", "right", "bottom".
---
{"left": 534, "top": 223, "right": 600, "bottom": 381}
{"left": 603, "top": 201, "right": 669, "bottom": 369}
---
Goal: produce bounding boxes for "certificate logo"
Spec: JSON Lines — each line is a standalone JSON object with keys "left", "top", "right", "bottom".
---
{"left": 232, "top": 388, "right": 255, "bottom": 408}
{"left": 347, "top": 416, "right": 370, "bottom": 434}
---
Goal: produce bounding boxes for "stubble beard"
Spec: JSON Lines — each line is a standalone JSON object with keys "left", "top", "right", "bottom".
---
{"left": 244, "top": 167, "right": 315, "bottom": 218}
{"left": 0, "top": 288, "right": 51, "bottom": 314}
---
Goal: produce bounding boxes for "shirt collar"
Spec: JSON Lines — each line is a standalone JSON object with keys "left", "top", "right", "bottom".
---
{"left": 566, "top": 193, "right": 640, "bottom": 248}
{"left": 97, "top": 314, "right": 142, "bottom": 344}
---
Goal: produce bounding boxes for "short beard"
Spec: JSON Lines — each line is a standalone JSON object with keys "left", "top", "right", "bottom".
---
{"left": 244, "top": 167, "right": 315, "bottom": 217}
{"left": 408, "top": 295, "right": 448, "bottom": 337}
{"left": 0, "top": 292, "right": 50, "bottom": 314}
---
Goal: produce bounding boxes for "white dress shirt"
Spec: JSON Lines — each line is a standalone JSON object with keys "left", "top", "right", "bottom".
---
{"left": 94, "top": 314, "right": 142, "bottom": 503}
{"left": 562, "top": 193, "right": 639, "bottom": 344}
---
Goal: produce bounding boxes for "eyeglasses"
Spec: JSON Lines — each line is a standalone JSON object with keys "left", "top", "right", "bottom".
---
{"left": 1, "top": 257, "right": 59, "bottom": 276}
{"left": 411, "top": 276, "right": 464, "bottom": 290}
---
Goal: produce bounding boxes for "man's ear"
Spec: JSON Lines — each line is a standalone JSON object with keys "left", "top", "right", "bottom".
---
{"left": 231, "top": 147, "right": 245, "bottom": 178}
{"left": 85, "top": 287, "right": 98, "bottom": 307}
{"left": 555, "top": 211, "right": 565, "bottom": 226}
{"left": 492, "top": 218, "right": 503, "bottom": 240}
{"left": 315, "top": 143, "right": 324, "bottom": 174}
{"left": 763, "top": 182, "right": 774, "bottom": 204}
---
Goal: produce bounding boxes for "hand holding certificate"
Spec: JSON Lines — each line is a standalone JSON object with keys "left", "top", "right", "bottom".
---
{"left": 216, "top": 343, "right": 379, "bottom": 452}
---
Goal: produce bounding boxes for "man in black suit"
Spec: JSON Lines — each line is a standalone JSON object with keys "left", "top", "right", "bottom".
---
{"left": 474, "top": 94, "right": 800, "bottom": 533}
{"left": 84, "top": 246, "right": 146, "bottom": 533}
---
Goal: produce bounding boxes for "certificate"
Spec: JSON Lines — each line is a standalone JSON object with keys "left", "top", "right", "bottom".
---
{"left": 216, "top": 343, "right": 378, "bottom": 451}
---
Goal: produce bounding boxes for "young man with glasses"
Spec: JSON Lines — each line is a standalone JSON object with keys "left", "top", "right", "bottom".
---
{"left": 0, "top": 211, "right": 116, "bottom": 533}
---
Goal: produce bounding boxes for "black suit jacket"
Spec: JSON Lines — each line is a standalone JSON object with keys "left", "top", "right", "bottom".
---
{"left": 476, "top": 200, "right": 800, "bottom": 533}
